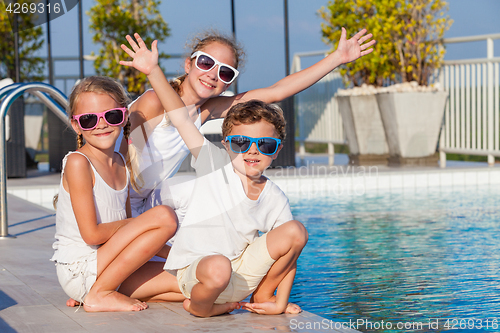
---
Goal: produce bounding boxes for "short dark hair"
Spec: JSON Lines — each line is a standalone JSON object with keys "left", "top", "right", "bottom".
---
{"left": 222, "top": 100, "right": 286, "bottom": 140}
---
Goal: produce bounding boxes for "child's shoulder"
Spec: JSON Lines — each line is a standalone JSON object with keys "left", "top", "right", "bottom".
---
{"left": 131, "top": 89, "right": 164, "bottom": 120}
{"left": 64, "top": 152, "right": 92, "bottom": 173}
{"left": 263, "top": 177, "right": 288, "bottom": 198}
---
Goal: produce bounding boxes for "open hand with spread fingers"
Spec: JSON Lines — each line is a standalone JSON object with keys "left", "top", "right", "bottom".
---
{"left": 336, "top": 27, "right": 376, "bottom": 64}
{"left": 120, "top": 33, "right": 159, "bottom": 75}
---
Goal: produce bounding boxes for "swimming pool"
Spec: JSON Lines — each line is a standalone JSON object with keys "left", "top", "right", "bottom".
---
{"left": 289, "top": 185, "right": 500, "bottom": 332}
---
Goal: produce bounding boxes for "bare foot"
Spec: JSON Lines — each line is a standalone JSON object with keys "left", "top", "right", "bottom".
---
{"left": 248, "top": 295, "right": 302, "bottom": 314}
{"left": 183, "top": 299, "right": 239, "bottom": 317}
{"left": 83, "top": 291, "right": 148, "bottom": 312}
{"left": 285, "top": 302, "right": 302, "bottom": 314}
{"left": 66, "top": 298, "right": 80, "bottom": 307}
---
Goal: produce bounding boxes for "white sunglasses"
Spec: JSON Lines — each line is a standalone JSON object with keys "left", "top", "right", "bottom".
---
{"left": 191, "top": 51, "right": 239, "bottom": 84}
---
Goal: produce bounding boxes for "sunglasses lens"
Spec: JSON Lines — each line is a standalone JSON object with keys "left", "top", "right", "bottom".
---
{"left": 230, "top": 136, "right": 250, "bottom": 153}
{"left": 197, "top": 54, "right": 215, "bottom": 71}
{"left": 219, "top": 66, "right": 236, "bottom": 83}
{"left": 104, "top": 109, "right": 125, "bottom": 125}
{"left": 78, "top": 114, "right": 98, "bottom": 129}
{"left": 258, "top": 138, "right": 278, "bottom": 155}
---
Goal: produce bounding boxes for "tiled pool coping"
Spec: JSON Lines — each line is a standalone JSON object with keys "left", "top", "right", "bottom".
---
{"left": 8, "top": 160, "right": 500, "bottom": 210}
{"left": 267, "top": 166, "right": 500, "bottom": 197}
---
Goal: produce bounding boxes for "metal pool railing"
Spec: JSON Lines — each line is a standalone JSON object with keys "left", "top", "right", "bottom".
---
{"left": 0, "top": 82, "right": 69, "bottom": 239}
{"left": 291, "top": 51, "right": 345, "bottom": 166}
{"left": 438, "top": 33, "right": 500, "bottom": 167}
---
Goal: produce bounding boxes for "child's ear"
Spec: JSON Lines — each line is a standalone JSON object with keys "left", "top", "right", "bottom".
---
{"left": 122, "top": 112, "right": 129, "bottom": 127}
{"left": 272, "top": 144, "right": 283, "bottom": 160}
{"left": 221, "top": 138, "right": 229, "bottom": 151}
{"left": 184, "top": 57, "right": 192, "bottom": 74}
{"left": 70, "top": 119, "right": 81, "bottom": 136}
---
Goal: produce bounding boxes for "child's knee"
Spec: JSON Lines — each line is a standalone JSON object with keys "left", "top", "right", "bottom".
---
{"left": 197, "top": 255, "right": 231, "bottom": 290}
{"left": 150, "top": 205, "right": 178, "bottom": 229}
{"left": 284, "top": 220, "right": 308, "bottom": 248}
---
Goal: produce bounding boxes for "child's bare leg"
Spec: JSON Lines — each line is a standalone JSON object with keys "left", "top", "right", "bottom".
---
{"left": 183, "top": 255, "right": 238, "bottom": 317}
{"left": 250, "top": 220, "right": 308, "bottom": 313}
{"left": 84, "top": 205, "right": 177, "bottom": 312}
{"left": 118, "top": 261, "right": 185, "bottom": 302}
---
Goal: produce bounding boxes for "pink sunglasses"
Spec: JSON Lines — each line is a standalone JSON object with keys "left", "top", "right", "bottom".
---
{"left": 72, "top": 107, "right": 127, "bottom": 130}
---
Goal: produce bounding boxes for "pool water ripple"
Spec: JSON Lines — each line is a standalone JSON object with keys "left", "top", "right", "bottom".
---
{"left": 288, "top": 186, "right": 500, "bottom": 332}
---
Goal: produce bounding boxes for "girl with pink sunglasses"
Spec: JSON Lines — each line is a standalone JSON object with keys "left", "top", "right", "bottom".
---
{"left": 52, "top": 76, "right": 185, "bottom": 312}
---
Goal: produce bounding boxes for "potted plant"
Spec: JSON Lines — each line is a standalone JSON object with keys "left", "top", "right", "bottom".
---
{"left": 319, "top": 0, "right": 452, "bottom": 166}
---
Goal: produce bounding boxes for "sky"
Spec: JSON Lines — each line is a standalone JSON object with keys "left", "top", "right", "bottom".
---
{"left": 26, "top": 0, "right": 500, "bottom": 94}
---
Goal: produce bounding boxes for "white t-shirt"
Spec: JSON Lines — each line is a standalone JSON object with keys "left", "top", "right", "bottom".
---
{"left": 164, "top": 139, "right": 293, "bottom": 270}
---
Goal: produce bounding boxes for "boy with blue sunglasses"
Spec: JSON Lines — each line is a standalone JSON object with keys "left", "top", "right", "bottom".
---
{"left": 121, "top": 34, "right": 308, "bottom": 317}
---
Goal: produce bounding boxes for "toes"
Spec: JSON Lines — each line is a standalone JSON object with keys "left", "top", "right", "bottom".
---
{"left": 132, "top": 301, "right": 148, "bottom": 311}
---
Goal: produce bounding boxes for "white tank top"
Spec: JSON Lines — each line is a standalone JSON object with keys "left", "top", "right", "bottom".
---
{"left": 51, "top": 151, "right": 129, "bottom": 264}
{"left": 127, "top": 110, "right": 201, "bottom": 216}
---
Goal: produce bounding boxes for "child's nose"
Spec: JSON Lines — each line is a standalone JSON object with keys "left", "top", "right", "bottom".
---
{"left": 207, "top": 65, "right": 218, "bottom": 80}
{"left": 96, "top": 115, "right": 108, "bottom": 128}
{"left": 248, "top": 142, "right": 259, "bottom": 153}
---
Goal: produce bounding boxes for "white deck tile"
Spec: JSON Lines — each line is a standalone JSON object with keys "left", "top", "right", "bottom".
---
{"left": 414, "top": 173, "right": 428, "bottom": 188}
{"left": 439, "top": 172, "right": 454, "bottom": 187}
{"left": 477, "top": 171, "right": 490, "bottom": 185}
{"left": 389, "top": 174, "right": 404, "bottom": 190}
{"left": 452, "top": 171, "right": 466, "bottom": 187}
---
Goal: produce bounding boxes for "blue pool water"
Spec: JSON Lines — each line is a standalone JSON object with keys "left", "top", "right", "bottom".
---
{"left": 288, "top": 186, "right": 500, "bottom": 332}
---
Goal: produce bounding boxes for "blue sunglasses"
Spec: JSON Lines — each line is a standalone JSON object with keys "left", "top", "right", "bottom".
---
{"left": 225, "top": 135, "right": 281, "bottom": 155}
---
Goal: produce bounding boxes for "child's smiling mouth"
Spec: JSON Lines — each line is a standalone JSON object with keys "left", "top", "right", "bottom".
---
{"left": 244, "top": 158, "right": 260, "bottom": 166}
{"left": 94, "top": 131, "right": 113, "bottom": 137}
{"left": 199, "top": 79, "right": 215, "bottom": 88}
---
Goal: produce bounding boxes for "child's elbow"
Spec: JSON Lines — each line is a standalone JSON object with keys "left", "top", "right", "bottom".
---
{"left": 81, "top": 233, "right": 103, "bottom": 246}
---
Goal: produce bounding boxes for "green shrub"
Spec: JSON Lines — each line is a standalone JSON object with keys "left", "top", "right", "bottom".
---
{"left": 89, "top": 0, "right": 170, "bottom": 95}
{"left": 319, "top": 0, "right": 453, "bottom": 87}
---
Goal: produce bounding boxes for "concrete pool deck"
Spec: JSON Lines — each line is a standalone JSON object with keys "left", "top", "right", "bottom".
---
{"left": 2, "top": 153, "right": 500, "bottom": 332}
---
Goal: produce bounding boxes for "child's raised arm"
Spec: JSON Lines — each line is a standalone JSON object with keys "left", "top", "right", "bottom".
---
{"left": 120, "top": 33, "right": 205, "bottom": 158}
{"left": 205, "top": 27, "right": 375, "bottom": 120}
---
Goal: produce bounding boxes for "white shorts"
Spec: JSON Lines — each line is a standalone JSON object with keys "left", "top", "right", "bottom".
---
{"left": 55, "top": 251, "right": 98, "bottom": 303}
{"left": 177, "top": 234, "right": 275, "bottom": 304}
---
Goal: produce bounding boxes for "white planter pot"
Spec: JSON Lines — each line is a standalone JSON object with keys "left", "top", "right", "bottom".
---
{"left": 375, "top": 91, "right": 448, "bottom": 163}
{"left": 337, "top": 95, "right": 389, "bottom": 165}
